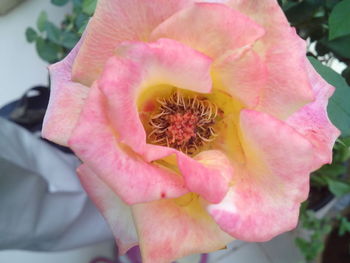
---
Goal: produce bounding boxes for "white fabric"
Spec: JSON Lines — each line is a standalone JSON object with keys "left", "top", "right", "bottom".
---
{"left": 0, "top": 117, "right": 113, "bottom": 251}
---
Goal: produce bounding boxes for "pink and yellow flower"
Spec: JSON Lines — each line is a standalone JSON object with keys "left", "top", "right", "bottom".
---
{"left": 42, "top": 0, "right": 340, "bottom": 262}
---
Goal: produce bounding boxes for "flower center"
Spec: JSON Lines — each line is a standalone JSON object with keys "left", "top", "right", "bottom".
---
{"left": 148, "top": 92, "right": 219, "bottom": 154}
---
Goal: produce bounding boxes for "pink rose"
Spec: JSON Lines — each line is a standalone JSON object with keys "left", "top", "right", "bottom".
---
{"left": 42, "top": 0, "right": 339, "bottom": 262}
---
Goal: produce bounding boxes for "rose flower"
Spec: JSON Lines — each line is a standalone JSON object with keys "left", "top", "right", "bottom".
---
{"left": 42, "top": 0, "right": 340, "bottom": 262}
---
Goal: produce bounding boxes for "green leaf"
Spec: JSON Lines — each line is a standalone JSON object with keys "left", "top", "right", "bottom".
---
{"left": 311, "top": 173, "right": 328, "bottom": 186}
{"left": 334, "top": 138, "right": 350, "bottom": 162}
{"left": 338, "top": 217, "right": 350, "bottom": 236}
{"left": 50, "top": 0, "right": 69, "bottom": 6}
{"left": 37, "top": 11, "right": 48, "bottom": 32}
{"left": 285, "top": 0, "right": 322, "bottom": 25}
{"left": 295, "top": 237, "right": 324, "bottom": 261}
{"left": 317, "top": 164, "right": 346, "bottom": 177}
{"left": 75, "top": 12, "right": 89, "bottom": 29}
{"left": 35, "top": 37, "right": 60, "bottom": 63}
{"left": 340, "top": 137, "right": 350, "bottom": 147}
{"left": 25, "top": 27, "right": 38, "bottom": 43}
{"left": 325, "top": 177, "right": 350, "bottom": 197}
{"left": 329, "top": 0, "right": 350, "bottom": 40}
{"left": 78, "top": 21, "right": 88, "bottom": 35}
{"left": 308, "top": 57, "right": 350, "bottom": 137}
{"left": 295, "top": 237, "right": 310, "bottom": 254}
{"left": 61, "top": 32, "right": 79, "bottom": 49}
{"left": 336, "top": 137, "right": 350, "bottom": 147}
{"left": 280, "top": 1, "right": 299, "bottom": 12}
{"left": 320, "top": 34, "right": 350, "bottom": 59}
{"left": 45, "top": 22, "right": 61, "bottom": 44}
{"left": 342, "top": 67, "right": 350, "bottom": 84}
{"left": 72, "top": 0, "right": 83, "bottom": 10}
{"left": 82, "top": 0, "right": 97, "bottom": 15}
{"left": 326, "top": 0, "right": 340, "bottom": 9}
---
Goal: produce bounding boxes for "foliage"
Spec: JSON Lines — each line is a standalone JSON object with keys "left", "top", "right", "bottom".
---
{"left": 311, "top": 138, "right": 350, "bottom": 197}
{"left": 296, "top": 209, "right": 350, "bottom": 262}
{"left": 295, "top": 208, "right": 332, "bottom": 262}
{"left": 278, "top": 4, "right": 350, "bottom": 258}
{"left": 296, "top": 136, "right": 350, "bottom": 262}
{"left": 25, "top": 0, "right": 96, "bottom": 63}
{"left": 279, "top": 0, "right": 350, "bottom": 85}
{"left": 338, "top": 214, "right": 350, "bottom": 235}
{"left": 292, "top": 0, "right": 350, "bottom": 139}
{"left": 328, "top": 0, "right": 350, "bottom": 40}
{"left": 309, "top": 57, "right": 350, "bottom": 137}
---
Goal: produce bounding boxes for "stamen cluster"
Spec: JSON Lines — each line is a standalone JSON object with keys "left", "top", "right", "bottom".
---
{"left": 148, "top": 92, "right": 219, "bottom": 154}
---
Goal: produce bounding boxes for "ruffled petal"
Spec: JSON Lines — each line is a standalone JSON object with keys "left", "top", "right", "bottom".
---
{"left": 150, "top": 2, "right": 264, "bottom": 59}
{"left": 77, "top": 164, "right": 138, "bottom": 254}
{"left": 142, "top": 147, "right": 232, "bottom": 204}
{"left": 227, "top": 0, "right": 314, "bottom": 118}
{"left": 212, "top": 48, "right": 267, "bottom": 108}
{"left": 132, "top": 194, "right": 233, "bottom": 263}
{"left": 98, "top": 40, "right": 230, "bottom": 203}
{"left": 42, "top": 38, "right": 89, "bottom": 146}
{"left": 69, "top": 83, "right": 188, "bottom": 204}
{"left": 208, "top": 109, "right": 314, "bottom": 241}
{"left": 115, "top": 38, "right": 213, "bottom": 93}
{"left": 179, "top": 150, "right": 234, "bottom": 204}
{"left": 287, "top": 62, "right": 340, "bottom": 170}
{"left": 99, "top": 39, "right": 212, "bottom": 156}
{"left": 72, "top": 0, "right": 193, "bottom": 85}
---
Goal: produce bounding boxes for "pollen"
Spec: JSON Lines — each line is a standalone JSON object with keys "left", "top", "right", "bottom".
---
{"left": 148, "top": 92, "right": 219, "bottom": 154}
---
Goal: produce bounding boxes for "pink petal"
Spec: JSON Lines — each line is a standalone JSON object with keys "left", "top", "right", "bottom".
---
{"left": 68, "top": 82, "right": 188, "bottom": 204}
{"left": 99, "top": 39, "right": 212, "bottom": 156}
{"left": 132, "top": 195, "right": 233, "bottom": 263}
{"left": 150, "top": 2, "right": 265, "bottom": 59}
{"left": 98, "top": 40, "right": 229, "bottom": 203}
{"left": 287, "top": 62, "right": 340, "bottom": 170}
{"left": 72, "top": 0, "right": 193, "bottom": 86}
{"left": 42, "top": 38, "right": 89, "bottom": 146}
{"left": 212, "top": 48, "right": 267, "bottom": 108}
{"left": 178, "top": 150, "right": 234, "bottom": 204}
{"left": 227, "top": 0, "right": 314, "bottom": 118}
{"left": 208, "top": 109, "right": 314, "bottom": 241}
{"left": 115, "top": 38, "right": 213, "bottom": 93}
{"left": 143, "top": 147, "right": 232, "bottom": 204}
{"left": 77, "top": 164, "right": 138, "bottom": 254}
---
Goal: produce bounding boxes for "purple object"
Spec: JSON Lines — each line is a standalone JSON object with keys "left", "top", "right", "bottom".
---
{"left": 90, "top": 245, "right": 208, "bottom": 263}
{"left": 199, "top": 254, "right": 208, "bottom": 263}
{"left": 126, "top": 246, "right": 142, "bottom": 263}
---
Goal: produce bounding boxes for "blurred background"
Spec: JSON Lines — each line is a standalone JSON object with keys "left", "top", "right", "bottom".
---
{"left": 0, "top": 0, "right": 350, "bottom": 263}
{"left": 0, "top": 1, "right": 116, "bottom": 262}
